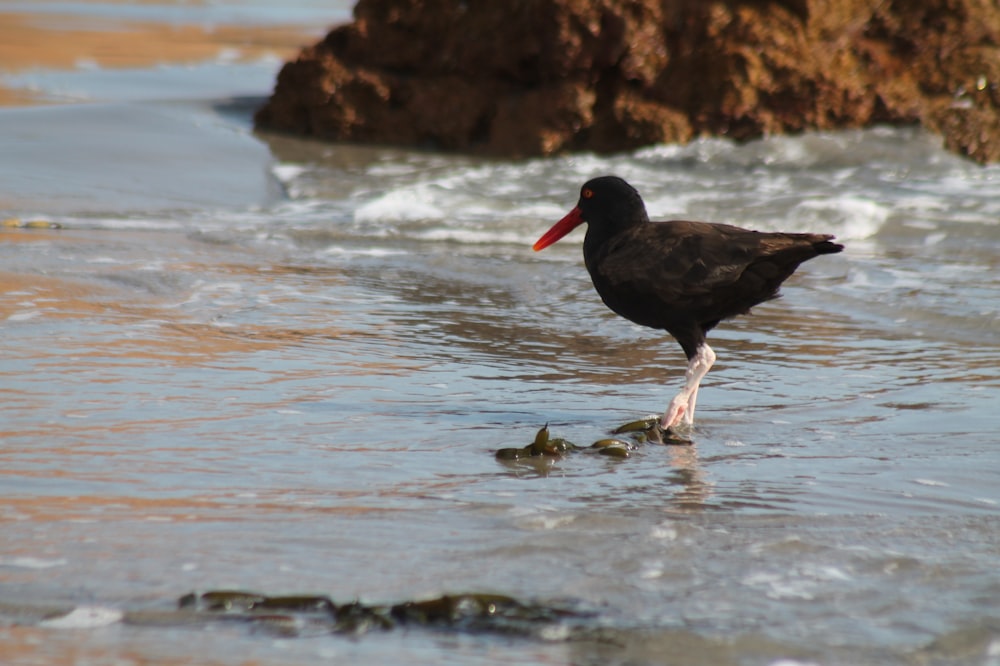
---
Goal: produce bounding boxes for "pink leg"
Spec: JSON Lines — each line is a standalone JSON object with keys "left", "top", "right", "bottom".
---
{"left": 661, "top": 344, "right": 716, "bottom": 428}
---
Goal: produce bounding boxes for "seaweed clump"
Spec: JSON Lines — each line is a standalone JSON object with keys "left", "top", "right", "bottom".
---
{"left": 165, "top": 590, "right": 587, "bottom": 638}
{"left": 495, "top": 419, "right": 691, "bottom": 462}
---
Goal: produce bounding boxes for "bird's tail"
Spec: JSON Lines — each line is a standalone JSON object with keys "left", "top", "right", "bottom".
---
{"left": 813, "top": 235, "right": 844, "bottom": 255}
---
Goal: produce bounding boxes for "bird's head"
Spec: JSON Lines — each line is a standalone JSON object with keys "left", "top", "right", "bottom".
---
{"left": 533, "top": 176, "right": 649, "bottom": 251}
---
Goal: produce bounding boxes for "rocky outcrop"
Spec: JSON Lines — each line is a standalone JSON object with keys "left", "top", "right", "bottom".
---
{"left": 254, "top": 0, "right": 1000, "bottom": 163}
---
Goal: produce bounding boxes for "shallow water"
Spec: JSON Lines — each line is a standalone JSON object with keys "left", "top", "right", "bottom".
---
{"left": 2, "top": 2, "right": 1000, "bottom": 665}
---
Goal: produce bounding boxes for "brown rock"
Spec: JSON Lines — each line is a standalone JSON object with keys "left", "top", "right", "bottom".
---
{"left": 488, "top": 83, "right": 596, "bottom": 155}
{"left": 254, "top": 0, "right": 1000, "bottom": 163}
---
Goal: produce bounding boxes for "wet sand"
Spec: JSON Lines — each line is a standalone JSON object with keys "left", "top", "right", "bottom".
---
{"left": 0, "top": 101, "right": 282, "bottom": 214}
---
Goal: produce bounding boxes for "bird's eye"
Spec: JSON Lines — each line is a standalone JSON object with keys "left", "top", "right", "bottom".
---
{"left": 581, "top": 188, "right": 594, "bottom": 199}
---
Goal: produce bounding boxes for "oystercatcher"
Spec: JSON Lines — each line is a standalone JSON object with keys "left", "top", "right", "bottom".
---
{"left": 533, "top": 176, "right": 843, "bottom": 429}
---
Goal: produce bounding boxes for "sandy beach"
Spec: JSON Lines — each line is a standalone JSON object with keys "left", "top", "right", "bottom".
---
{"left": 0, "top": 2, "right": 326, "bottom": 106}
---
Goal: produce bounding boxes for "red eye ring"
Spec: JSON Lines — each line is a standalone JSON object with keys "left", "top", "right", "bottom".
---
{"left": 581, "top": 188, "right": 594, "bottom": 199}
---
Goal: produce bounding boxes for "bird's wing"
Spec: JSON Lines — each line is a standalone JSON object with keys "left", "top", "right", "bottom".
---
{"left": 597, "top": 221, "right": 763, "bottom": 299}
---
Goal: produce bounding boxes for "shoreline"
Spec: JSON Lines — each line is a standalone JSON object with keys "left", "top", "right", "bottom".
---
{"left": 0, "top": 5, "right": 332, "bottom": 107}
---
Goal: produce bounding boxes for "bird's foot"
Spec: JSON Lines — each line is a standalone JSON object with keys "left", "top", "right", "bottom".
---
{"left": 657, "top": 398, "right": 694, "bottom": 445}
{"left": 661, "top": 393, "right": 690, "bottom": 429}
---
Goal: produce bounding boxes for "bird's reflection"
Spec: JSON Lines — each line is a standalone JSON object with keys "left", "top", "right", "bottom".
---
{"left": 663, "top": 441, "right": 714, "bottom": 510}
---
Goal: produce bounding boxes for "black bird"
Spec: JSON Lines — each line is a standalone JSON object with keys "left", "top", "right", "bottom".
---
{"left": 533, "top": 176, "right": 843, "bottom": 428}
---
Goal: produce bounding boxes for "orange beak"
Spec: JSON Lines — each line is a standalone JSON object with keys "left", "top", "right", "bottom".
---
{"left": 532, "top": 206, "right": 585, "bottom": 251}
